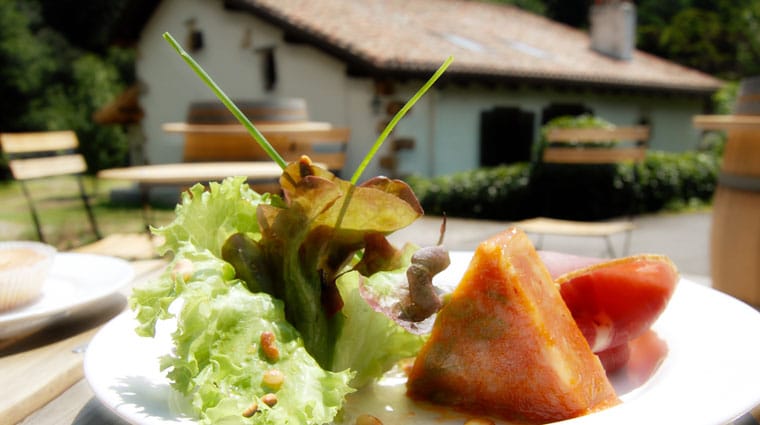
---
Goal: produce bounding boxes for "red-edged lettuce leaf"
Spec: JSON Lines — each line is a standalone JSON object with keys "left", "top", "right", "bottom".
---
{"left": 223, "top": 157, "right": 426, "bottom": 369}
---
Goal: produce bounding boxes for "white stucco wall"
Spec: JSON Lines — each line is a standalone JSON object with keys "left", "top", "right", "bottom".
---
{"left": 136, "top": 0, "right": 709, "bottom": 181}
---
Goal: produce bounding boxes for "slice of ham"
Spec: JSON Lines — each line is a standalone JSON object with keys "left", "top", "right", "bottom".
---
{"left": 538, "top": 250, "right": 606, "bottom": 279}
{"left": 407, "top": 228, "right": 619, "bottom": 423}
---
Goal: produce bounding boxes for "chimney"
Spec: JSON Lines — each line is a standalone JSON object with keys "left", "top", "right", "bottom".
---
{"left": 589, "top": 0, "right": 636, "bottom": 61}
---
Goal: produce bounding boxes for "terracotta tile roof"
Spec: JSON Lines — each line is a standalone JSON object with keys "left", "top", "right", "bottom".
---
{"left": 227, "top": 0, "right": 722, "bottom": 94}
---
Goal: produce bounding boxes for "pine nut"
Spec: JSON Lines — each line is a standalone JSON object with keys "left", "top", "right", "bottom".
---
{"left": 261, "top": 369, "right": 285, "bottom": 390}
{"left": 261, "top": 393, "right": 278, "bottom": 407}
{"left": 260, "top": 331, "right": 279, "bottom": 361}
{"left": 242, "top": 400, "right": 258, "bottom": 417}
{"left": 355, "top": 414, "right": 383, "bottom": 425}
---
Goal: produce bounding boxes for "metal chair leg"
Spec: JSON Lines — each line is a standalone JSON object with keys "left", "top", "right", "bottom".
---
{"left": 76, "top": 176, "right": 102, "bottom": 239}
{"left": 138, "top": 183, "right": 154, "bottom": 234}
{"left": 18, "top": 181, "right": 45, "bottom": 242}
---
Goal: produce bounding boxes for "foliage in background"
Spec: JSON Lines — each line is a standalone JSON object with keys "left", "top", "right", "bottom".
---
{"left": 485, "top": 0, "right": 546, "bottom": 15}
{"left": 637, "top": 0, "right": 760, "bottom": 81}
{"left": 38, "top": 0, "right": 133, "bottom": 53}
{"left": 711, "top": 81, "right": 740, "bottom": 115}
{"left": 0, "top": 0, "right": 135, "bottom": 177}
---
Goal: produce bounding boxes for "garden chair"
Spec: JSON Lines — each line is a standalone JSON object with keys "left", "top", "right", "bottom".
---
{"left": 514, "top": 126, "right": 650, "bottom": 257}
{"left": 0, "top": 130, "right": 159, "bottom": 259}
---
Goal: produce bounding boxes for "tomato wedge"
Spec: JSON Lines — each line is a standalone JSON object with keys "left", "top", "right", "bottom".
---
{"left": 596, "top": 342, "right": 631, "bottom": 374}
{"left": 553, "top": 254, "right": 679, "bottom": 353}
{"left": 607, "top": 330, "right": 669, "bottom": 393}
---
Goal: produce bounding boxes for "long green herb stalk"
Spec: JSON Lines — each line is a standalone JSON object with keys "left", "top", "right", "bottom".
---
{"left": 163, "top": 31, "right": 452, "bottom": 180}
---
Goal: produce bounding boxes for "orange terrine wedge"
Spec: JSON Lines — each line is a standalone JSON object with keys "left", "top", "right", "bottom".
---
{"left": 407, "top": 227, "right": 619, "bottom": 423}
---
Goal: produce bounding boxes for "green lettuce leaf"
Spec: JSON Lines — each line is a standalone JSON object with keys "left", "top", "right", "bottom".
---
{"left": 226, "top": 159, "right": 424, "bottom": 369}
{"left": 156, "top": 176, "right": 271, "bottom": 257}
{"left": 130, "top": 176, "right": 269, "bottom": 336}
{"left": 134, "top": 245, "right": 354, "bottom": 425}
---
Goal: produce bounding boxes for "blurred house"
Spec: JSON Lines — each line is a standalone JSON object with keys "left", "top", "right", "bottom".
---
{"left": 117, "top": 0, "right": 722, "bottom": 179}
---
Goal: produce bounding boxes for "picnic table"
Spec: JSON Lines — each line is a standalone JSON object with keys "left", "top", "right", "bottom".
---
{"left": 97, "top": 161, "right": 285, "bottom": 230}
{"left": 97, "top": 119, "right": 350, "bottom": 228}
{"left": 98, "top": 161, "right": 284, "bottom": 186}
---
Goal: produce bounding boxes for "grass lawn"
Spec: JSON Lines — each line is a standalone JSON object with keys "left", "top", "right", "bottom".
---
{"left": 0, "top": 177, "right": 178, "bottom": 251}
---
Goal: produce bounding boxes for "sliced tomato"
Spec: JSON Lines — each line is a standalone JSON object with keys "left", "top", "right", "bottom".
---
{"left": 622, "top": 330, "right": 668, "bottom": 385}
{"left": 608, "top": 330, "right": 668, "bottom": 393}
{"left": 554, "top": 254, "right": 679, "bottom": 353}
{"left": 596, "top": 342, "right": 631, "bottom": 374}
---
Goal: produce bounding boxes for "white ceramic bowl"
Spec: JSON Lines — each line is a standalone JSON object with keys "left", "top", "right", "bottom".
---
{"left": 0, "top": 241, "right": 57, "bottom": 312}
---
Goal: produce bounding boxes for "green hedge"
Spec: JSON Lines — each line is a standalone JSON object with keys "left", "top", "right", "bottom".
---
{"left": 406, "top": 148, "right": 721, "bottom": 221}
{"left": 406, "top": 162, "right": 536, "bottom": 220}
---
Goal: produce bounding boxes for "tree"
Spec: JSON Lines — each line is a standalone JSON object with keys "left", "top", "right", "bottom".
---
{"left": 0, "top": 0, "right": 134, "bottom": 173}
{"left": 543, "top": 0, "right": 592, "bottom": 27}
{"left": 636, "top": 0, "right": 760, "bottom": 80}
{"left": 485, "top": 0, "right": 546, "bottom": 15}
{"left": 38, "top": 0, "right": 132, "bottom": 52}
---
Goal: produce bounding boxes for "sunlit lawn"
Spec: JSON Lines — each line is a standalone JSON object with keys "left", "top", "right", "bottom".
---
{"left": 0, "top": 177, "right": 178, "bottom": 251}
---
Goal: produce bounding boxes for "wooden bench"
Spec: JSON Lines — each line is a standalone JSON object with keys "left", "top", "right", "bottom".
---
{"left": 0, "top": 131, "right": 101, "bottom": 243}
{"left": 515, "top": 126, "right": 650, "bottom": 257}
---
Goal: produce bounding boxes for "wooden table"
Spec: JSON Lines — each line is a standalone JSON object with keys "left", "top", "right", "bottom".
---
{"left": 97, "top": 161, "right": 285, "bottom": 230}
{"left": 97, "top": 161, "right": 284, "bottom": 186}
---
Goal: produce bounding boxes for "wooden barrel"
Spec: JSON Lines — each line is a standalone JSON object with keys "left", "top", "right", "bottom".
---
{"left": 187, "top": 98, "right": 309, "bottom": 124}
{"left": 710, "top": 76, "right": 760, "bottom": 306}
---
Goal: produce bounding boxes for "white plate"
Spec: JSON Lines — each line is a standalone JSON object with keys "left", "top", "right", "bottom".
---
{"left": 0, "top": 253, "right": 134, "bottom": 339}
{"left": 84, "top": 251, "right": 760, "bottom": 425}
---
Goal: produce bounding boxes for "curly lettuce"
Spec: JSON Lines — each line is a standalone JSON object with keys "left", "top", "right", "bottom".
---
{"left": 130, "top": 173, "right": 432, "bottom": 424}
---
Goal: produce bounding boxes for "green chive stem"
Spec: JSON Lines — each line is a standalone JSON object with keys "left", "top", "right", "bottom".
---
{"left": 163, "top": 32, "right": 287, "bottom": 169}
{"left": 350, "top": 56, "right": 454, "bottom": 184}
